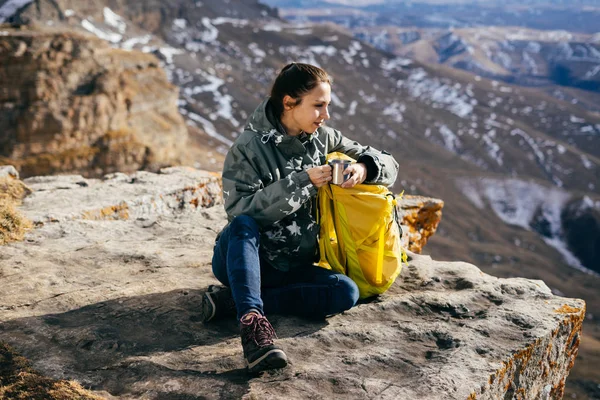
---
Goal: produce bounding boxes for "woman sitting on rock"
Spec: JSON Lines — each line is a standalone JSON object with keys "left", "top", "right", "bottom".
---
{"left": 202, "top": 62, "right": 399, "bottom": 373}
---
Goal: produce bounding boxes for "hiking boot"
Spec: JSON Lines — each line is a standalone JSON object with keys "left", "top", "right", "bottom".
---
{"left": 240, "top": 311, "right": 288, "bottom": 373}
{"left": 201, "top": 285, "right": 236, "bottom": 323}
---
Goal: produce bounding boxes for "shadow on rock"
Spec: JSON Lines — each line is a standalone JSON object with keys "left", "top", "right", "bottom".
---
{"left": 0, "top": 287, "right": 328, "bottom": 398}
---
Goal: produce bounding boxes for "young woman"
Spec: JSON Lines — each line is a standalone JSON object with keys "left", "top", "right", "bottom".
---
{"left": 202, "top": 63, "right": 399, "bottom": 373}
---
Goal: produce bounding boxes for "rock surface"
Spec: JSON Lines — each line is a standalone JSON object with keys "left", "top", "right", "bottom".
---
{"left": 0, "top": 28, "right": 189, "bottom": 178}
{"left": 398, "top": 194, "right": 444, "bottom": 254}
{"left": 0, "top": 167, "right": 585, "bottom": 399}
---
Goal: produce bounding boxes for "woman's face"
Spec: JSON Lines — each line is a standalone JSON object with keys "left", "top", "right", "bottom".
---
{"left": 282, "top": 82, "right": 331, "bottom": 136}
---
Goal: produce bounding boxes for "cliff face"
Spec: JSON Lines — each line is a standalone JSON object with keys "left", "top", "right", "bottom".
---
{"left": 0, "top": 167, "right": 585, "bottom": 399}
{"left": 0, "top": 28, "right": 189, "bottom": 178}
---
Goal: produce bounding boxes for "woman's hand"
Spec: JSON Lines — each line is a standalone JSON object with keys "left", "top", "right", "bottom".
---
{"left": 307, "top": 164, "right": 332, "bottom": 188}
{"left": 341, "top": 162, "right": 367, "bottom": 188}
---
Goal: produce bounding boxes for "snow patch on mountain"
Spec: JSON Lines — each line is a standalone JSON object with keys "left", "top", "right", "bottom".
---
{"left": 310, "top": 45, "right": 337, "bottom": 56}
{"left": 157, "top": 47, "right": 184, "bottom": 64}
{"left": 262, "top": 22, "right": 282, "bottom": 32}
{"left": 121, "top": 35, "right": 152, "bottom": 50}
{"left": 400, "top": 68, "right": 474, "bottom": 118}
{"left": 186, "top": 111, "right": 233, "bottom": 148}
{"left": 340, "top": 41, "right": 362, "bottom": 65}
{"left": 585, "top": 65, "right": 600, "bottom": 79}
{"left": 381, "top": 57, "right": 412, "bottom": 73}
{"left": 456, "top": 178, "right": 596, "bottom": 274}
{"left": 212, "top": 17, "right": 249, "bottom": 28}
{"left": 510, "top": 128, "right": 563, "bottom": 187}
{"left": 347, "top": 101, "right": 357, "bottom": 116}
{"left": 199, "top": 18, "right": 219, "bottom": 43}
{"left": 382, "top": 102, "right": 405, "bottom": 123}
{"left": 103, "top": 7, "right": 126, "bottom": 34}
{"left": 81, "top": 19, "right": 122, "bottom": 43}
{"left": 482, "top": 129, "right": 504, "bottom": 166}
{"left": 182, "top": 69, "right": 239, "bottom": 127}
{"left": 438, "top": 125, "right": 461, "bottom": 153}
{"left": 580, "top": 155, "right": 594, "bottom": 169}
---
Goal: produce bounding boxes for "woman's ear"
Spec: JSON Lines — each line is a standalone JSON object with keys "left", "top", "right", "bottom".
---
{"left": 283, "top": 95, "right": 297, "bottom": 111}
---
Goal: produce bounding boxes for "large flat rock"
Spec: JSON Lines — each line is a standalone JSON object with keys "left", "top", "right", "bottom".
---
{"left": 0, "top": 168, "right": 584, "bottom": 399}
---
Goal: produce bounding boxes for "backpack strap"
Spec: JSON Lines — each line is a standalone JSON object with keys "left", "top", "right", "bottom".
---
{"left": 387, "top": 192, "right": 403, "bottom": 239}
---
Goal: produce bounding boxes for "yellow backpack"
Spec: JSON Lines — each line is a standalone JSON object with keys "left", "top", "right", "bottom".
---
{"left": 317, "top": 153, "right": 407, "bottom": 299}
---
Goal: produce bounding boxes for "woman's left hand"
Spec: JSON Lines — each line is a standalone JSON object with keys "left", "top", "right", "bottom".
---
{"left": 341, "top": 163, "right": 367, "bottom": 188}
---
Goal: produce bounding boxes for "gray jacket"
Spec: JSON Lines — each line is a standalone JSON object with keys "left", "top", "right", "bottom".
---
{"left": 221, "top": 99, "right": 399, "bottom": 271}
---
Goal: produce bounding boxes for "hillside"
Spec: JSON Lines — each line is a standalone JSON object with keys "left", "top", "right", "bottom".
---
{"left": 353, "top": 26, "right": 600, "bottom": 111}
{"left": 269, "top": 0, "right": 600, "bottom": 34}
{"left": 1, "top": 0, "right": 599, "bottom": 397}
{"left": 271, "top": 1, "right": 600, "bottom": 112}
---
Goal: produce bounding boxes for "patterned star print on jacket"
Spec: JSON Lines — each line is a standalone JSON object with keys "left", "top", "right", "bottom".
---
{"left": 220, "top": 98, "right": 399, "bottom": 271}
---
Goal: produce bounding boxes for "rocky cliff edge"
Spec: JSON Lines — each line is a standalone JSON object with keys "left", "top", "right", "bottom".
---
{"left": 0, "top": 167, "right": 585, "bottom": 399}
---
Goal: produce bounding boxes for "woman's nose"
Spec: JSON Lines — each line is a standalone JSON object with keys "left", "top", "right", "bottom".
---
{"left": 323, "top": 107, "right": 330, "bottom": 120}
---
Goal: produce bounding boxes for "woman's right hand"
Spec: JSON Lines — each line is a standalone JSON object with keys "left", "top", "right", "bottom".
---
{"left": 307, "top": 165, "right": 332, "bottom": 188}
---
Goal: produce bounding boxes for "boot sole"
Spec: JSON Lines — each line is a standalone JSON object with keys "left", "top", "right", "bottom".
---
{"left": 201, "top": 291, "right": 217, "bottom": 322}
{"left": 247, "top": 349, "right": 288, "bottom": 373}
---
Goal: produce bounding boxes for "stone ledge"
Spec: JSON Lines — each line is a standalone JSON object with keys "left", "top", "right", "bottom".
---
{"left": 16, "top": 167, "right": 443, "bottom": 254}
{"left": 0, "top": 166, "right": 584, "bottom": 399}
{"left": 20, "top": 167, "right": 222, "bottom": 224}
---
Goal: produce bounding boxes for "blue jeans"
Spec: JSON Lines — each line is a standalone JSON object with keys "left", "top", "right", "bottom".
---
{"left": 212, "top": 215, "right": 360, "bottom": 320}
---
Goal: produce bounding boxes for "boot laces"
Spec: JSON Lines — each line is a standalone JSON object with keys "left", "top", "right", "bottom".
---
{"left": 242, "top": 313, "right": 277, "bottom": 346}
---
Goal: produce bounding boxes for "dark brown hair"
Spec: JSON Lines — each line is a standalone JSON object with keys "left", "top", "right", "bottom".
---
{"left": 269, "top": 63, "right": 332, "bottom": 119}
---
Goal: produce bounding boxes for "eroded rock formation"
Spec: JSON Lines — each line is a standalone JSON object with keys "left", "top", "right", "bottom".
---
{"left": 398, "top": 194, "right": 444, "bottom": 254}
{"left": 0, "top": 28, "right": 189, "bottom": 178}
{"left": 0, "top": 167, "right": 584, "bottom": 399}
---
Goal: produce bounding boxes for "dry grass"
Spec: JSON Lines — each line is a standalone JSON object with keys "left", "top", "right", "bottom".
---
{"left": 0, "top": 199, "right": 32, "bottom": 245}
{"left": 0, "top": 342, "right": 104, "bottom": 400}
{"left": 0, "top": 177, "right": 32, "bottom": 203}
{"left": 0, "top": 177, "right": 33, "bottom": 245}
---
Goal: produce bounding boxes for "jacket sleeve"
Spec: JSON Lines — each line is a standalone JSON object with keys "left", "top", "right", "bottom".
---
{"left": 329, "top": 129, "right": 399, "bottom": 186}
{"left": 222, "top": 143, "right": 317, "bottom": 228}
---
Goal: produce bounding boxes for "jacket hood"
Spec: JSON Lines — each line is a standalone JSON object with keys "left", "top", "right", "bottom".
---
{"left": 245, "top": 98, "right": 317, "bottom": 149}
{"left": 245, "top": 98, "right": 286, "bottom": 145}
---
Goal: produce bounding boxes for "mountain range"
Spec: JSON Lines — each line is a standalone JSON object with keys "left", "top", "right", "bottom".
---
{"left": 0, "top": 0, "right": 599, "bottom": 397}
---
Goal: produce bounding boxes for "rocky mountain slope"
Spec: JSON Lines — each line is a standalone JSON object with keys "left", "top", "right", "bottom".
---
{"left": 1, "top": 0, "right": 599, "bottom": 397}
{"left": 269, "top": 0, "right": 600, "bottom": 34}
{"left": 0, "top": 28, "right": 192, "bottom": 177}
{"left": 355, "top": 26, "right": 600, "bottom": 110}
{"left": 271, "top": 1, "right": 600, "bottom": 112}
{"left": 0, "top": 168, "right": 585, "bottom": 399}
